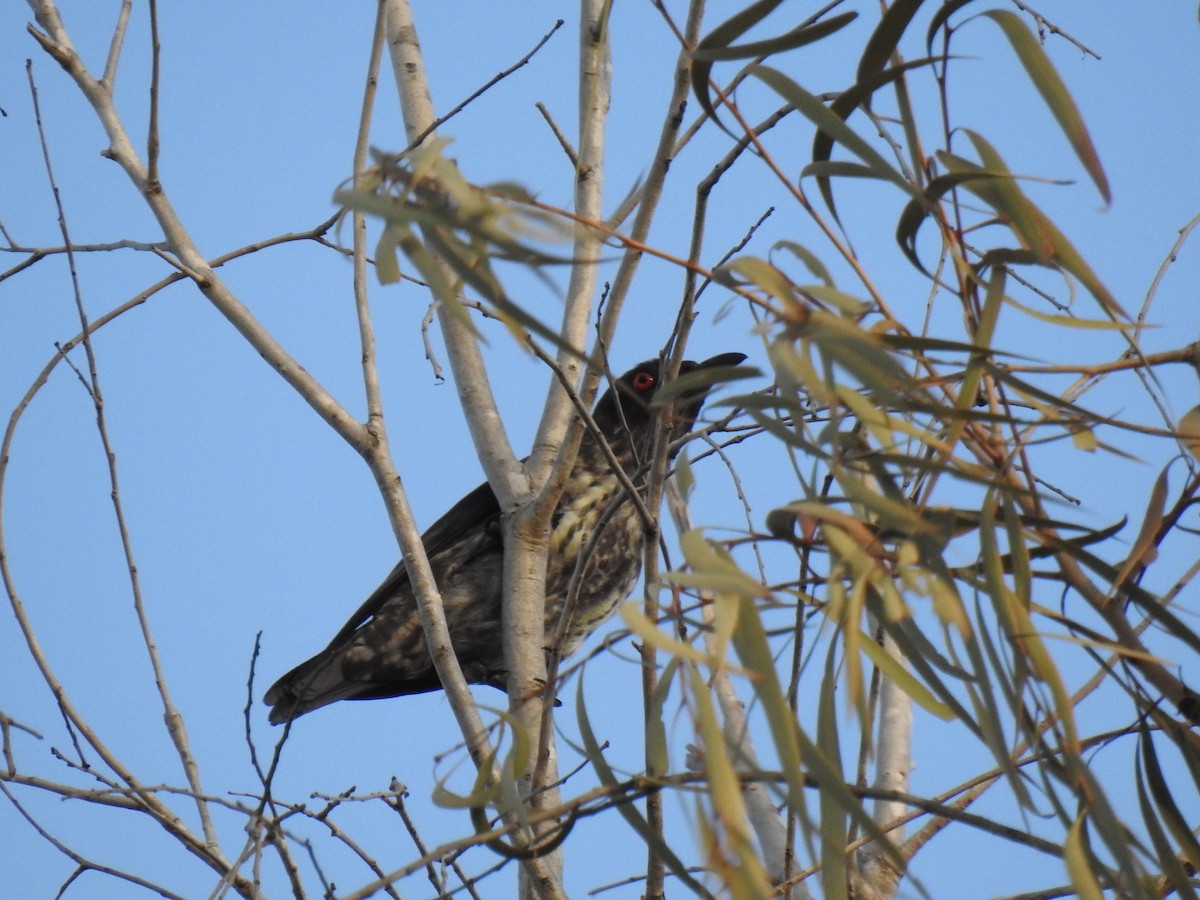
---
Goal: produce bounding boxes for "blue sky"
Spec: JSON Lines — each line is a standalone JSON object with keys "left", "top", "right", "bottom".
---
{"left": 3, "top": 2, "right": 1200, "bottom": 897}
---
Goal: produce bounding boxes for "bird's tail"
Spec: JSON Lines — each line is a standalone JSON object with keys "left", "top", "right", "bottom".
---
{"left": 264, "top": 652, "right": 360, "bottom": 725}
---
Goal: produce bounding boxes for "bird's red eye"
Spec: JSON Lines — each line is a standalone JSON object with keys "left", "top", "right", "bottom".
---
{"left": 632, "top": 371, "right": 656, "bottom": 392}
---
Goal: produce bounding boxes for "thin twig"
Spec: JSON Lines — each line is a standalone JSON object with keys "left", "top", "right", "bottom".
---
{"left": 535, "top": 101, "right": 578, "bottom": 168}
{"left": 146, "top": 0, "right": 161, "bottom": 184}
{"left": 28, "top": 0, "right": 371, "bottom": 455}
{"left": 384, "top": 780, "right": 444, "bottom": 896}
{"left": 0, "top": 208, "right": 339, "bottom": 898}
{"left": 0, "top": 783, "right": 187, "bottom": 900}
{"left": 407, "top": 19, "right": 565, "bottom": 151}
{"left": 26, "top": 52, "right": 223, "bottom": 850}
{"left": 100, "top": 0, "right": 131, "bottom": 88}
{"left": 384, "top": 778, "right": 485, "bottom": 900}
{"left": 352, "top": 0, "right": 389, "bottom": 445}
{"left": 1010, "top": 0, "right": 1101, "bottom": 59}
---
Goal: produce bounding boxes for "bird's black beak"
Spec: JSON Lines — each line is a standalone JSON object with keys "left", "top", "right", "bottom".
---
{"left": 700, "top": 351, "right": 749, "bottom": 371}
{"left": 651, "top": 351, "right": 749, "bottom": 411}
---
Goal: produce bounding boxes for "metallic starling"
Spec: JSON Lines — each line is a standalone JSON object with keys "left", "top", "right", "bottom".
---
{"left": 265, "top": 353, "right": 746, "bottom": 724}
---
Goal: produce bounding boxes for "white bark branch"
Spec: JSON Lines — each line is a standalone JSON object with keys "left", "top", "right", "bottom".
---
{"left": 382, "top": 0, "right": 526, "bottom": 504}
{"left": 516, "top": 3, "right": 612, "bottom": 894}
{"left": 667, "top": 484, "right": 796, "bottom": 891}
{"left": 852, "top": 629, "right": 912, "bottom": 900}
{"left": 381, "top": 4, "right": 565, "bottom": 896}
{"left": 27, "top": 3, "right": 369, "bottom": 457}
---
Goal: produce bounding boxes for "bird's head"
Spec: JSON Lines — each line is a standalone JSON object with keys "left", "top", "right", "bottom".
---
{"left": 591, "top": 352, "right": 747, "bottom": 450}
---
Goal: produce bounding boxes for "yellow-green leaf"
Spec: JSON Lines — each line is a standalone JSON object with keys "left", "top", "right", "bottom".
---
{"left": 982, "top": 10, "right": 1110, "bottom": 203}
{"left": 374, "top": 226, "right": 402, "bottom": 285}
{"left": 1111, "top": 464, "right": 1168, "bottom": 589}
{"left": 1178, "top": 404, "right": 1200, "bottom": 461}
{"left": 859, "top": 633, "right": 955, "bottom": 720}
{"left": 1064, "top": 814, "right": 1104, "bottom": 900}
{"left": 1070, "top": 427, "right": 1098, "bottom": 452}
{"left": 574, "top": 673, "right": 708, "bottom": 894}
{"left": 620, "top": 602, "right": 714, "bottom": 665}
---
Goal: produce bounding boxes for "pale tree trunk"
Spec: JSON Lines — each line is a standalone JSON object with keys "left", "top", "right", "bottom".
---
{"left": 382, "top": 2, "right": 567, "bottom": 897}
{"left": 669, "top": 486, "right": 812, "bottom": 899}
{"left": 513, "top": 2, "right": 612, "bottom": 897}
{"left": 852, "top": 630, "right": 912, "bottom": 900}
{"left": 381, "top": 1, "right": 616, "bottom": 896}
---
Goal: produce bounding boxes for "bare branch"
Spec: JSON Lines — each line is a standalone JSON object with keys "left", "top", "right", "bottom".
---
{"left": 25, "top": 48, "right": 219, "bottom": 853}
{"left": 1, "top": 783, "right": 187, "bottom": 900}
{"left": 146, "top": 0, "right": 160, "bottom": 184}
{"left": 382, "top": 0, "right": 523, "bottom": 497}
{"left": 407, "top": 19, "right": 566, "bottom": 152}
{"left": 100, "top": 0, "right": 131, "bottom": 89}
{"left": 27, "top": 0, "right": 370, "bottom": 454}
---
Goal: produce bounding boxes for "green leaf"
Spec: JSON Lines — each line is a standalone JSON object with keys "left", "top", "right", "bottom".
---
{"left": 1034, "top": 530, "right": 1200, "bottom": 657}
{"left": 575, "top": 673, "right": 712, "bottom": 897}
{"left": 432, "top": 745, "right": 500, "bottom": 810}
{"left": 982, "top": 10, "right": 1110, "bottom": 203}
{"left": 691, "top": 4, "right": 855, "bottom": 130}
{"left": 804, "top": 310, "right": 915, "bottom": 405}
{"left": 801, "top": 284, "right": 871, "bottom": 317}
{"left": 981, "top": 492, "right": 1079, "bottom": 750}
{"left": 879, "top": 616, "right": 982, "bottom": 732}
{"left": 942, "top": 266, "right": 1004, "bottom": 453}
{"left": 679, "top": 529, "right": 770, "bottom": 599}
{"left": 771, "top": 239, "right": 835, "bottom": 287}
{"left": 857, "top": 0, "right": 929, "bottom": 83}
{"left": 817, "top": 648, "right": 849, "bottom": 900}
{"left": 1136, "top": 767, "right": 1200, "bottom": 900}
{"left": 938, "top": 132, "right": 1126, "bottom": 319}
{"left": 1064, "top": 814, "right": 1104, "bottom": 900}
{"left": 689, "top": 667, "right": 774, "bottom": 898}
{"left": 1001, "top": 290, "right": 1141, "bottom": 329}
{"left": 690, "top": 0, "right": 787, "bottom": 124}
{"left": 925, "top": 0, "right": 980, "bottom": 55}
{"left": 895, "top": 170, "right": 1005, "bottom": 272}
{"left": 374, "top": 226, "right": 402, "bottom": 285}
{"left": 620, "top": 602, "right": 713, "bottom": 664}
{"left": 733, "top": 589, "right": 904, "bottom": 891}
{"left": 1069, "top": 426, "right": 1098, "bottom": 451}
{"left": 859, "top": 631, "right": 955, "bottom": 719}
{"left": 718, "top": 255, "right": 799, "bottom": 307}
{"left": 673, "top": 450, "right": 695, "bottom": 501}
{"left": 1111, "top": 464, "right": 1168, "bottom": 590}
{"left": 645, "top": 658, "right": 679, "bottom": 778}
{"left": 751, "top": 65, "right": 912, "bottom": 221}
{"left": 1142, "top": 725, "right": 1200, "bottom": 871}
{"left": 691, "top": 10, "right": 857, "bottom": 62}
{"left": 816, "top": 56, "right": 940, "bottom": 177}
{"left": 1179, "top": 405, "right": 1200, "bottom": 462}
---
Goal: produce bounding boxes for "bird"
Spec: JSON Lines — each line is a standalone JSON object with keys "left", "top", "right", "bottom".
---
{"left": 265, "top": 352, "right": 746, "bottom": 724}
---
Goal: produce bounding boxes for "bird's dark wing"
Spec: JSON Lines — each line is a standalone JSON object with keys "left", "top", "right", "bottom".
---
{"left": 326, "top": 478, "right": 502, "bottom": 647}
{"left": 264, "top": 478, "right": 503, "bottom": 722}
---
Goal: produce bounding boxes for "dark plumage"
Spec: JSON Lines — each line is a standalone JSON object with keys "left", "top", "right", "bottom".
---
{"left": 265, "top": 353, "right": 746, "bottom": 724}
